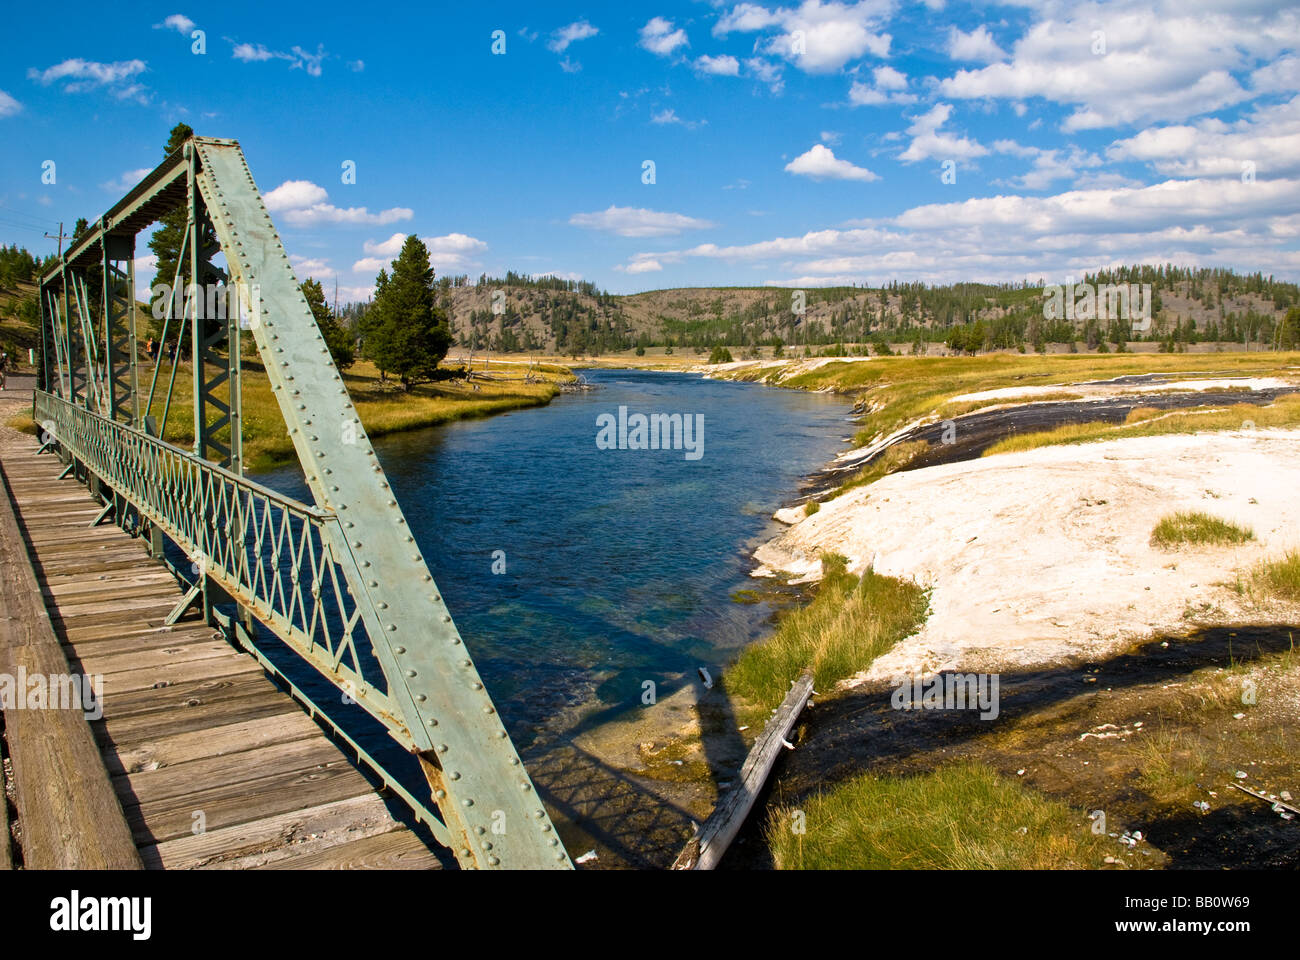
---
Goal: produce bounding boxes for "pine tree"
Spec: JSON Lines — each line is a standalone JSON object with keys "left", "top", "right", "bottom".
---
{"left": 300, "top": 278, "right": 355, "bottom": 370}
{"left": 147, "top": 123, "right": 195, "bottom": 333}
{"left": 363, "top": 236, "right": 452, "bottom": 391}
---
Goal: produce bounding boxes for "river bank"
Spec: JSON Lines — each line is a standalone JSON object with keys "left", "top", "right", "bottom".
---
{"left": 691, "top": 353, "right": 1300, "bottom": 869}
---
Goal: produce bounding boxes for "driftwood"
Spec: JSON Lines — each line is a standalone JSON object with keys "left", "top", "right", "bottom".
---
{"left": 1228, "top": 781, "right": 1300, "bottom": 817}
{"left": 672, "top": 671, "right": 814, "bottom": 870}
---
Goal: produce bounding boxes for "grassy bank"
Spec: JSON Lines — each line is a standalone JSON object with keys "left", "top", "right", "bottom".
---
{"left": 983, "top": 394, "right": 1300, "bottom": 459}
{"left": 10, "top": 357, "right": 574, "bottom": 471}
{"left": 765, "top": 762, "right": 1112, "bottom": 869}
{"left": 724, "top": 555, "right": 928, "bottom": 726}
{"left": 719, "top": 351, "right": 1300, "bottom": 447}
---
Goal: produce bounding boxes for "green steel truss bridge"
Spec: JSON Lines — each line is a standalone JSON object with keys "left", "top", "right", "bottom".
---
{"left": 33, "top": 136, "right": 572, "bottom": 870}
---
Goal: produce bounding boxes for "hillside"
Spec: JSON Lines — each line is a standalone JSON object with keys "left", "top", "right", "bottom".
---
{"left": 436, "top": 266, "right": 1299, "bottom": 356}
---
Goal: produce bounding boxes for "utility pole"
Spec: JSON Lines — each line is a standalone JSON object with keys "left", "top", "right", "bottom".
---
{"left": 44, "top": 222, "right": 69, "bottom": 257}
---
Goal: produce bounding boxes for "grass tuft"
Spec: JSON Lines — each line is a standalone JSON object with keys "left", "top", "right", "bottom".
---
{"left": 1150, "top": 511, "right": 1255, "bottom": 549}
{"left": 765, "top": 762, "right": 1112, "bottom": 869}
{"left": 724, "top": 555, "right": 927, "bottom": 724}
{"left": 1254, "top": 550, "right": 1300, "bottom": 602}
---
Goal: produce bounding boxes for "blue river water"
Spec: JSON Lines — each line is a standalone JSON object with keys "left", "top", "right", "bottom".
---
{"left": 254, "top": 368, "right": 851, "bottom": 862}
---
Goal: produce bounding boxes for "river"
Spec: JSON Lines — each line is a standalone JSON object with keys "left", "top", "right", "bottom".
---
{"left": 256, "top": 368, "right": 850, "bottom": 866}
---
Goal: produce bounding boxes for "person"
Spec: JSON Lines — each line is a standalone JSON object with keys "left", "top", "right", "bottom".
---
{"left": 166, "top": 340, "right": 176, "bottom": 363}
{"left": 0, "top": 351, "right": 7, "bottom": 391}
{"left": 145, "top": 337, "right": 157, "bottom": 362}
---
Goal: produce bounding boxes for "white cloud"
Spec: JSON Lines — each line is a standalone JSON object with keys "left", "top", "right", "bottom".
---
{"left": 821, "top": 130, "right": 841, "bottom": 144}
{"left": 615, "top": 259, "right": 664, "bottom": 274}
{"left": 1107, "top": 95, "right": 1300, "bottom": 179}
{"left": 651, "top": 108, "right": 706, "bottom": 129}
{"left": 0, "top": 90, "right": 21, "bottom": 117}
{"left": 229, "top": 40, "right": 328, "bottom": 76}
{"left": 640, "top": 17, "right": 689, "bottom": 57}
{"left": 992, "top": 141, "right": 1103, "bottom": 190}
{"left": 559, "top": 57, "right": 582, "bottom": 74}
{"left": 898, "top": 102, "right": 988, "bottom": 163}
{"left": 936, "top": 1, "right": 1296, "bottom": 130}
{"left": 715, "top": 0, "right": 893, "bottom": 74}
{"left": 264, "top": 180, "right": 412, "bottom": 227}
{"left": 946, "top": 25, "right": 1005, "bottom": 63}
{"left": 569, "top": 205, "right": 716, "bottom": 237}
{"left": 100, "top": 167, "right": 153, "bottom": 193}
{"left": 614, "top": 176, "right": 1300, "bottom": 284}
{"left": 355, "top": 233, "right": 487, "bottom": 274}
{"left": 155, "top": 14, "right": 195, "bottom": 35}
{"left": 784, "top": 144, "right": 879, "bottom": 181}
{"left": 848, "top": 65, "right": 917, "bottom": 106}
{"left": 28, "top": 58, "right": 147, "bottom": 100}
{"left": 548, "top": 20, "right": 599, "bottom": 53}
{"left": 231, "top": 42, "right": 275, "bottom": 62}
{"left": 694, "top": 54, "right": 740, "bottom": 76}
{"left": 745, "top": 57, "right": 785, "bottom": 93}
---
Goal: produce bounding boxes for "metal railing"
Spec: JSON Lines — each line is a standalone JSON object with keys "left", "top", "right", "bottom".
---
{"left": 34, "top": 390, "right": 408, "bottom": 743}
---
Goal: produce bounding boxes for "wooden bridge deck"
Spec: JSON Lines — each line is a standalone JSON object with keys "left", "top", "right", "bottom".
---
{"left": 0, "top": 440, "right": 442, "bottom": 870}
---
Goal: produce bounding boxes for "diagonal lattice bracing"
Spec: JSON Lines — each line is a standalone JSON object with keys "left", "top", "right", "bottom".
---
{"left": 37, "top": 137, "right": 571, "bottom": 869}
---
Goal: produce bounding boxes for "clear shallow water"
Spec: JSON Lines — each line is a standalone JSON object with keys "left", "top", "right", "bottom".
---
{"left": 255, "top": 368, "right": 850, "bottom": 861}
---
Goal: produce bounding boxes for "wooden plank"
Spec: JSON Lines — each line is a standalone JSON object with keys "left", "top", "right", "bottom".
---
{"left": 672, "top": 671, "right": 814, "bottom": 871}
{"left": 124, "top": 758, "right": 376, "bottom": 845}
{"left": 106, "top": 712, "right": 324, "bottom": 775}
{"left": 259, "top": 827, "right": 443, "bottom": 870}
{"left": 140, "top": 794, "right": 406, "bottom": 870}
{"left": 0, "top": 459, "right": 142, "bottom": 869}
{"left": 113, "top": 736, "right": 348, "bottom": 806}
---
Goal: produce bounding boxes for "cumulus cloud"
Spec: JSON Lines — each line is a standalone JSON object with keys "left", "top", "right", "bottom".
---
{"left": 0, "top": 90, "right": 21, "bottom": 117}
{"left": 1107, "top": 95, "right": 1300, "bottom": 179}
{"left": 352, "top": 232, "right": 488, "bottom": 274}
{"left": 651, "top": 108, "right": 706, "bottom": 129}
{"left": 694, "top": 54, "right": 741, "bottom": 76}
{"left": 155, "top": 14, "right": 195, "bottom": 35}
{"left": 936, "top": 1, "right": 1295, "bottom": 130}
{"left": 897, "top": 102, "right": 988, "bottom": 163}
{"left": 569, "top": 205, "right": 715, "bottom": 238}
{"left": 640, "top": 17, "right": 689, "bottom": 57}
{"left": 848, "top": 65, "right": 917, "bottom": 105}
{"left": 946, "top": 24, "right": 1005, "bottom": 63}
{"left": 614, "top": 176, "right": 1300, "bottom": 285}
{"left": 28, "top": 58, "right": 148, "bottom": 101}
{"left": 784, "top": 144, "right": 879, "bottom": 181}
{"left": 264, "top": 180, "right": 412, "bottom": 227}
{"left": 715, "top": 0, "right": 893, "bottom": 74}
{"left": 100, "top": 167, "right": 153, "bottom": 193}
{"left": 548, "top": 20, "right": 599, "bottom": 53}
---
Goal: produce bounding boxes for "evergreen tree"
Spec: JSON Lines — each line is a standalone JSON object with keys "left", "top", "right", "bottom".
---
{"left": 364, "top": 236, "right": 452, "bottom": 390}
{"left": 147, "top": 123, "right": 195, "bottom": 333}
{"left": 300, "top": 278, "right": 355, "bottom": 370}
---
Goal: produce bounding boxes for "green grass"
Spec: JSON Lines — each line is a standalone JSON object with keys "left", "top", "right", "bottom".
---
{"left": 10, "top": 357, "right": 575, "bottom": 471}
{"left": 1135, "top": 729, "right": 1215, "bottom": 809}
{"left": 724, "top": 352, "right": 1300, "bottom": 449}
{"left": 1150, "top": 511, "right": 1255, "bottom": 549}
{"left": 724, "top": 555, "right": 928, "bottom": 724}
{"left": 983, "top": 394, "right": 1300, "bottom": 458}
{"left": 803, "top": 500, "right": 820, "bottom": 516}
{"left": 1255, "top": 551, "right": 1300, "bottom": 602}
{"left": 765, "top": 762, "right": 1112, "bottom": 869}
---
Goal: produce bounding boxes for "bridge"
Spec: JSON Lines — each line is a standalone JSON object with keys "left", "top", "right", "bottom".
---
{"left": 0, "top": 137, "right": 571, "bottom": 870}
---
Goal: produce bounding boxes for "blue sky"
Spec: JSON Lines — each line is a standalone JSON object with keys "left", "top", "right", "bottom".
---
{"left": 1, "top": 1, "right": 1298, "bottom": 302}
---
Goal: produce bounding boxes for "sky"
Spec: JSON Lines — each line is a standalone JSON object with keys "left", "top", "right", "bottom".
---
{"left": 1, "top": 0, "right": 1298, "bottom": 303}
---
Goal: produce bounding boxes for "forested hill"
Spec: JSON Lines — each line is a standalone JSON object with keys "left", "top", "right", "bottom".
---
{"left": 435, "top": 266, "right": 1300, "bottom": 356}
